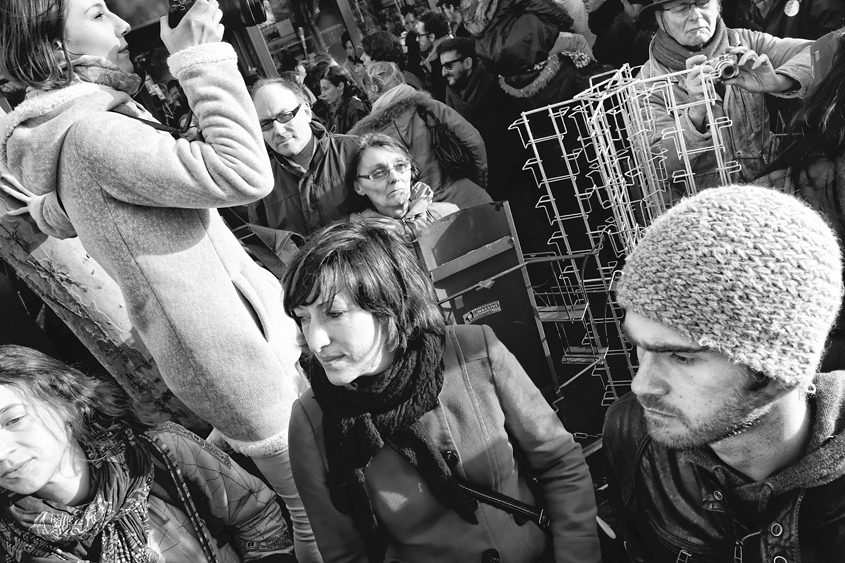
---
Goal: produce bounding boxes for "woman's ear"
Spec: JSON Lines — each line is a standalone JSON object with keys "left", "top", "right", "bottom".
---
{"left": 354, "top": 182, "right": 365, "bottom": 196}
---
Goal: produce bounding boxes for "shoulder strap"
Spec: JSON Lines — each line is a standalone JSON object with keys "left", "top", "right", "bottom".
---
{"left": 447, "top": 327, "right": 550, "bottom": 534}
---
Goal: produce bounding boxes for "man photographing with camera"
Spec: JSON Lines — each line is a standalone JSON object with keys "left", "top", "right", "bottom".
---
{"left": 637, "top": 0, "right": 812, "bottom": 198}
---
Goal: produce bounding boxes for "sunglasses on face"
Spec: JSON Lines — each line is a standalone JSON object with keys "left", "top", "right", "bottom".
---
{"left": 357, "top": 160, "right": 412, "bottom": 182}
{"left": 441, "top": 57, "right": 465, "bottom": 70}
{"left": 259, "top": 104, "right": 303, "bottom": 131}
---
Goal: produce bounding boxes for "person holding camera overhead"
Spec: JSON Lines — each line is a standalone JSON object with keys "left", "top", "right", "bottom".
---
{"left": 637, "top": 0, "right": 812, "bottom": 200}
{"left": 0, "top": 1, "right": 321, "bottom": 560}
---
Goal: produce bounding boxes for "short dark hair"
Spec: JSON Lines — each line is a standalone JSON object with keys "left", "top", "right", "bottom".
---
{"left": 400, "top": 5, "right": 416, "bottom": 18}
{"left": 419, "top": 11, "right": 451, "bottom": 39}
{"left": 0, "top": 345, "right": 159, "bottom": 457}
{"left": 0, "top": 0, "right": 74, "bottom": 90}
{"left": 440, "top": 0, "right": 461, "bottom": 9}
{"left": 361, "top": 31, "right": 407, "bottom": 70}
{"left": 251, "top": 77, "right": 311, "bottom": 107}
{"left": 342, "top": 133, "right": 420, "bottom": 214}
{"left": 282, "top": 222, "right": 445, "bottom": 353}
{"left": 320, "top": 65, "right": 362, "bottom": 99}
{"left": 341, "top": 30, "right": 352, "bottom": 46}
{"left": 435, "top": 37, "right": 475, "bottom": 61}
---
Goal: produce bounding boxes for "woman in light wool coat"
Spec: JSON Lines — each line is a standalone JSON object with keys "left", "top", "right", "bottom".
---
{"left": 0, "top": 0, "right": 319, "bottom": 559}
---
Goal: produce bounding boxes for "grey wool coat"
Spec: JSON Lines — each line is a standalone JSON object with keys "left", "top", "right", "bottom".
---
{"left": 0, "top": 43, "right": 304, "bottom": 454}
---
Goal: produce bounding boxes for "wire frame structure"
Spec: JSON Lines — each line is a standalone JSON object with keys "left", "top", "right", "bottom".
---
{"left": 509, "top": 64, "right": 742, "bottom": 453}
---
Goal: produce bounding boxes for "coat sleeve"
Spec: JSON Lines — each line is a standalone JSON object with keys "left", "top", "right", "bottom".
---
{"left": 431, "top": 100, "right": 489, "bottom": 188}
{"left": 741, "top": 30, "right": 812, "bottom": 98}
{"left": 482, "top": 325, "right": 601, "bottom": 563}
{"left": 289, "top": 397, "right": 369, "bottom": 563}
{"left": 522, "top": 0, "right": 575, "bottom": 31}
{"left": 602, "top": 398, "right": 654, "bottom": 563}
{"left": 65, "top": 42, "right": 273, "bottom": 209}
{"left": 154, "top": 425, "right": 292, "bottom": 560}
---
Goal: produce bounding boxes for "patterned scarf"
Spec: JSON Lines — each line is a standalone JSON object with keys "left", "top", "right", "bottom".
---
{"left": 651, "top": 17, "right": 730, "bottom": 72}
{"left": 0, "top": 431, "right": 157, "bottom": 563}
{"left": 355, "top": 182, "right": 441, "bottom": 245}
{"left": 309, "top": 328, "right": 478, "bottom": 563}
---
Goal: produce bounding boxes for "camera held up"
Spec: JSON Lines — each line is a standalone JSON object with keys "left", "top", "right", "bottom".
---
{"left": 706, "top": 53, "right": 740, "bottom": 81}
{"left": 168, "top": 0, "right": 267, "bottom": 29}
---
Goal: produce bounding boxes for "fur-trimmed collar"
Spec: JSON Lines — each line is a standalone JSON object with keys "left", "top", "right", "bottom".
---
{"left": 349, "top": 87, "right": 437, "bottom": 136}
{"left": 0, "top": 83, "right": 116, "bottom": 168}
{"left": 461, "top": 0, "right": 500, "bottom": 35}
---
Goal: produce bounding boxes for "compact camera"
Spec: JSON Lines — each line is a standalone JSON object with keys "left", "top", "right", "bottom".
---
{"left": 168, "top": 0, "right": 267, "bottom": 30}
{"left": 706, "top": 54, "right": 740, "bottom": 81}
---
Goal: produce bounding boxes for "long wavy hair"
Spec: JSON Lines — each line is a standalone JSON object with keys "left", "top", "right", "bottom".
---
{"left": 764, "top": 30, "right": 845, "bottom": 187}
{"left": 0, "top": 345, "right": 159, "bottom": 454}
{"left": 0, "top": 0, "right": 74, "bottom": 90}
{"left": 282, "top": 222, "right": 445, "bottom": 355}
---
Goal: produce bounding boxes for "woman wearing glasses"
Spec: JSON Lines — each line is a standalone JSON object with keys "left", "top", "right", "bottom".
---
{"left": 343, "top": 134, "right": 458, "bottom": 245}
{"left": 350, "top": 62, "right": 492, "bottom": 211}
{"left": 0, "top": 1, "right": 318, "bottom": 559}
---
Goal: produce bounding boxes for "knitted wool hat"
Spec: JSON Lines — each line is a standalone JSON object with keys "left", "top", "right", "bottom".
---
{"left": 618, "top": 185, "right": 843, "bottom": 387}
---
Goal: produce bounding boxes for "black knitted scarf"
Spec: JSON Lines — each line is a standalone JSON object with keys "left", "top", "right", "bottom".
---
{"left": 308, "top": 328, "right": 478, "bottom": 563}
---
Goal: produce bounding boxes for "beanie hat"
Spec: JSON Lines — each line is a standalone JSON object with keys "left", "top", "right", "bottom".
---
{"left": 617, "top": 185, "right": 843, "bottom": 387}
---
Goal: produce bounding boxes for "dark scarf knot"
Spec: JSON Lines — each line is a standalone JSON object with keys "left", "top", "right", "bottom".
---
{"left": 652, "top": 17, "right": 730, "bottom": 72}
{"left": 309, "top": 328, "right": 478, "bottom": 563}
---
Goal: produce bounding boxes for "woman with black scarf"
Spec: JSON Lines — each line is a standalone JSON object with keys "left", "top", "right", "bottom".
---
{"left": 282, "top": 222, "right": 600, "bottom": 563}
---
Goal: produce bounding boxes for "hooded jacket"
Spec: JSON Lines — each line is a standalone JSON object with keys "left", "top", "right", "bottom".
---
{"left": 349, "top": 84, "right": 491, "bottom": 210}
{"left": 603, "top": 372, "right": 845, "bottom": 562}
{"left": 0, "top": 43, "right": 304, "bottom": 453}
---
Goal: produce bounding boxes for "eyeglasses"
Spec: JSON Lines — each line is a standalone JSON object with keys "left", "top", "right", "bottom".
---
{"left": 662, "top": 0, "right": 713, "bottom": 16}
{"left": 357, "top": 160, "right": 412, "bottom": 182}
{"left": 259, "top": 104, "right": 303, "bottom": 131}
{"left": 441, "top": 57, "right": 466, "bottom": 70}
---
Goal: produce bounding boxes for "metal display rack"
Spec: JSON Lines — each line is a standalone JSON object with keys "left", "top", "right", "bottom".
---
{"left": 508, "top": 65, "right": 742, "bottom": 454}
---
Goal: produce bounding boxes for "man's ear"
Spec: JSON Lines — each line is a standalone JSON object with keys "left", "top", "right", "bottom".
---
{"left": 655, "top": 12, "right": 666, "bottom": 32}
{"left": 302, "top": 103, "right": 313, "bottom": 122}
{"left": 465, "top": 56, "right": 474, "bottom": 70}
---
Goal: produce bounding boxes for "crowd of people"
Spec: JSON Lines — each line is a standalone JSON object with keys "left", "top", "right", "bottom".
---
{"left": 0, "top": 0, "right": 844, "bottom": 561}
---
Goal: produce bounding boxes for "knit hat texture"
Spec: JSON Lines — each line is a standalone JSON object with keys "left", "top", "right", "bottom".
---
{"left": 618, "top": 185, "right": 843, "bottom": 386}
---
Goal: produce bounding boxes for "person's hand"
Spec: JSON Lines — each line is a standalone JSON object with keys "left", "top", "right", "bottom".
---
{"left": 722, "top": 46, "right": 796, "bottom": 94}
{"left": 0, "top": 173, "right": 35, "bottom": 217}
{"left": 160, "top": 0, "right": 224, "bottom": 55}
{"left": 683, "top": 54, "right": 717, "bottom": 131}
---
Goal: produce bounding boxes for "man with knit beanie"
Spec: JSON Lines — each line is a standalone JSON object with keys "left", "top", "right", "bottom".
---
{"left": 604, "top": 185, "right": 845, "bottom": 562}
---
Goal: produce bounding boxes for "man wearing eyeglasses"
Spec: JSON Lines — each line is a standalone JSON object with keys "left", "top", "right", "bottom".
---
{"left": 436, "top": 38, "right": 521, "bottom": 204}
{"left": 248, "top": 78, "right": 359, "bottom": 236}
{"left": 637, "top": 0, "right": 812, "bottom": 199}
{"left": 416, "top": 10, "right": 453, "bottom": 101}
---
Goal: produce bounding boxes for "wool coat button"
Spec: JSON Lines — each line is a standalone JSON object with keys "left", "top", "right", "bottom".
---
{"left": 468, "top": 497, "right": 479, "bottom": 511}
{"left": 773, "top": 556, "right": 788, "bottom": 563}
{"left": 481, "top": 549, "right": 500, "bottom": 563}
{"left": 713, "top": 490, "right": 723, "bottom": 500}
{"left": 770, "top": 522, "right": 783, "bottom": 536}
{"left": 443, "top": 450, "right": 459, "bottom": 467}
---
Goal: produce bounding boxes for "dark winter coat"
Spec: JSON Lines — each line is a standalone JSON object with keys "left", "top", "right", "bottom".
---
{"left": 604, "top": 373, "right": 845, "bottom": 562}
{"left": 350, "top": 84, "right": 491, "bottom": 210}
{"left": 726, "top": 0, "right": 845, "bottom": 40}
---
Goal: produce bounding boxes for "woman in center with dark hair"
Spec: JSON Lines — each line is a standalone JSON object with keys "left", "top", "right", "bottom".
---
{"left": 282, "top": 222, "right": 600, "bottom": 563}
{"left": 343, "top": 133, "right": 458, "bottom": 245}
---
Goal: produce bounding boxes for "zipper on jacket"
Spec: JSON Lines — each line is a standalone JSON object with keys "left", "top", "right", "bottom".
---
{"left": 675, "top": 549, "right": 691, "bottom": 562}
